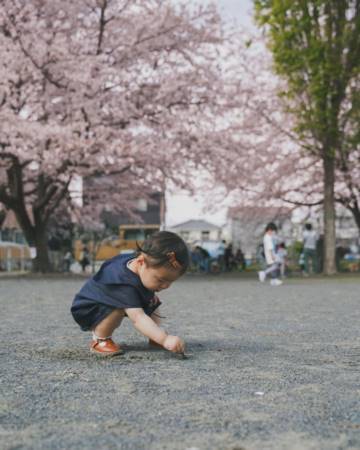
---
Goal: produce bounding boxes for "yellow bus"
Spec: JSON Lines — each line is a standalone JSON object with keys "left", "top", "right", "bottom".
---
{"left": 75, "top": 224, "right": 160, "bottom": 261}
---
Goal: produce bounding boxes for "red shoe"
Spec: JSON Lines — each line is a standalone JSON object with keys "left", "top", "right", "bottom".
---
{"left": 90, "top": 338, "right": 123, "bottom": 356}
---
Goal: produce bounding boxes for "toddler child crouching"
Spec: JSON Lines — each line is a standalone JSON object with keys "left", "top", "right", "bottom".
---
{"left": 71, "top": 231, "right": 189, "bottom": 356}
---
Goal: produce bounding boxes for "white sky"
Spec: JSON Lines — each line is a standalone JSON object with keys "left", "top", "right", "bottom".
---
{"left": 210, "top": 0, "right": 254, "bottom": 27}
{"left": 166, "top": 0, "right": 255, "bottom": 227}
{"left": 173, "top": 0, "right": 255, "bottom": 28}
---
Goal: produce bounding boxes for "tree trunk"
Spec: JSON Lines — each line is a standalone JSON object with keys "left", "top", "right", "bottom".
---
{"left": 323, "top": 154, "right": 337, "bottom": 275}
{"left": 12, "top": 206, "right": 51, "bottom": 273}
{"left": 349, "top": 204, "right": 360, "bottom": 232}
{"left": 33, "top": 228, "right": 51, "bottom": 272}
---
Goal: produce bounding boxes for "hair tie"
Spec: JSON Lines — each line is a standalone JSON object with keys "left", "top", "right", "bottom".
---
{"left": 166, "top": 252, "right": 182, "bottom": 270}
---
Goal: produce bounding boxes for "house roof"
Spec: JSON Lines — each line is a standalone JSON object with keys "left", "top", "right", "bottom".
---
{"left": 169, "top": 219, "right": 220, "bottom": 231}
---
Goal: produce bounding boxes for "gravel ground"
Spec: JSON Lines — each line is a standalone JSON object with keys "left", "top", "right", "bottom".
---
{"left": 1, "top": 274, "right": 360, "bottom": 450}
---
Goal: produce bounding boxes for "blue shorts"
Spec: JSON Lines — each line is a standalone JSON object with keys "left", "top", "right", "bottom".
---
{"left": 71, "top": 302, "right": 116, "bottom": 331}
{"left": 71, "top": 298, "right": 160, "bottom": 332}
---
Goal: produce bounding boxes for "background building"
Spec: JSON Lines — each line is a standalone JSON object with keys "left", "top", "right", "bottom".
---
{"left": 168, "top": 219, "right": 222, "bottom": 243}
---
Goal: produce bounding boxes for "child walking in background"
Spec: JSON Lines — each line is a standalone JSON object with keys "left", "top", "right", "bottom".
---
{"left": 258, "top": 222, "right": 283, "bottom": 286}
{"left": 276, "top": 242, "right": 288, "bottom": 278}
{"left": 71, "top": 231, "right": 189, "bottom": 356}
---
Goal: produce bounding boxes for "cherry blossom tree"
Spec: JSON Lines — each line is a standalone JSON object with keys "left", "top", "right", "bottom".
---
{"left": 0, "top": 0, "right": 228, "bottom": 272}
{"left": 193, "top": 28, "right": 359, "bottom": 277}
{"left": 220, "top": 37, "right": 360, "bottom": 237}
{"left": 253, "top": 1, "right": 360, "bottom": 274}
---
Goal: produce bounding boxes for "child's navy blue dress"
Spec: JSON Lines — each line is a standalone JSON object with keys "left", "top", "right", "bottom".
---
{"left": 71, "top": 254, "right": 161, "bottom": 331}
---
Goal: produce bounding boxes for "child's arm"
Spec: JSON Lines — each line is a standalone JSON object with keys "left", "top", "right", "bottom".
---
{"left": 125, "top": 308, "right": 185, "bottom": 353}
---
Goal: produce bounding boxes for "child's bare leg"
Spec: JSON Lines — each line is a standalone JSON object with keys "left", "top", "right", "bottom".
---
{"left": 93, "top": 309, "right": 125, "bottom": 338}
{"left": 90, "top": 309, "right": 125, "bottom": 356}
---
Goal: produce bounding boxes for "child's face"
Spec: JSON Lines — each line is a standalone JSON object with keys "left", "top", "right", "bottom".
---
{"left": 138, "top": 258, "right": 181, "bottom": 292}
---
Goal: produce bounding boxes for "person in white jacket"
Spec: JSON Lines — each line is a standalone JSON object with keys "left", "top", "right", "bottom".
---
{"left": 258, "top": 222, "right": 283, "bottom": 286}
{"left": 303, "top": 223, "right": 318, "bottom": 275}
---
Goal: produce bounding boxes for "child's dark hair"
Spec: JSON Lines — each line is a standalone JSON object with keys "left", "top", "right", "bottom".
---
{"left": 136, "top": 231, "right": 189, "bottom": 274}
{"left": 265, "top": 222, "right": 277, "bottom": 232}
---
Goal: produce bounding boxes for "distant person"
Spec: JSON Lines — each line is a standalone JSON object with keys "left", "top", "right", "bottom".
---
{"left": 224, "top": 243, "right": 234, "bottom": 271}
{"left": 63, "top": 250, "right": 73, "bottom": 273}
{"left": 193, "top": 245, "right": 210, "bottom": 273}
{"left": 256, "top": 243, "right": 266, "bottom": 268}
{"left": 79, "top": 245, "right": 90, "bottom": 273}
{"left": 303, "top": 223, "right": 318, "bottom": 275}
{"left": 276, "top": 242, "right": 288, "bottom": 278}
{"left": 190, "top": 245, "right": 201, "bottom": 271}
{"left": 71, "top": 231, "right": 189, "bottom": 356}
{"left": 258, "top": 222, "right": 282, "bottom": 286}
{"left": 48, "top": 234, "right": 62, "bottom": 271}
{"left": 235, "top": 248, "right": 246, "bottom": 271}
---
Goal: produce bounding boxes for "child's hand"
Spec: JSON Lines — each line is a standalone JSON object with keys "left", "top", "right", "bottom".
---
{"left": 163, "top": 335, "right": 185, "bottom": 353}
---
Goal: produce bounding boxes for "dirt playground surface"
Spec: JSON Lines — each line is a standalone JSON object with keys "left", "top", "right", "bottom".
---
{"left": 1, "top": 275, "right": 360, "bottom": 450}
